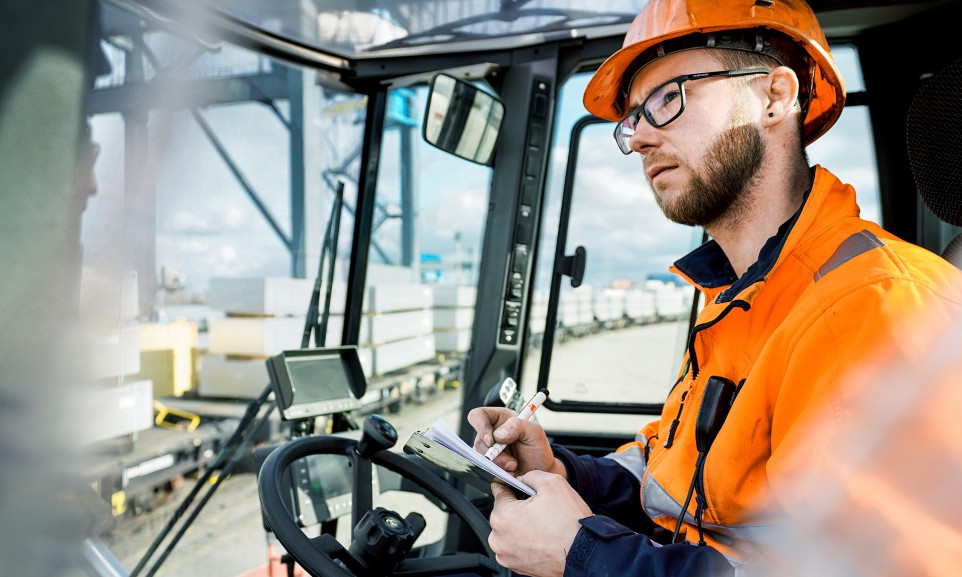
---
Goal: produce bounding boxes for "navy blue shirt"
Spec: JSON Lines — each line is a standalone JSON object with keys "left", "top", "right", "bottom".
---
{"left": 553, "top": 445, "right": 733, "bottom": 576}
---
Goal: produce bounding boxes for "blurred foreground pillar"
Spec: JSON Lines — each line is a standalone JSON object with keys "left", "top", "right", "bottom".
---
{"left": 0, "top": 0, "right": 99, "bottom": 574}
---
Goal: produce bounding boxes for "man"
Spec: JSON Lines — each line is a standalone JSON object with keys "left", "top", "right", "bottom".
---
{"left": 468, "top": 1, "right": 962, "bottom": 575}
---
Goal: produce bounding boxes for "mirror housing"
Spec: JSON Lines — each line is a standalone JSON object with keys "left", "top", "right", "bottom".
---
{"left": 423, "top": 74, "right": 504, "bottom": 165}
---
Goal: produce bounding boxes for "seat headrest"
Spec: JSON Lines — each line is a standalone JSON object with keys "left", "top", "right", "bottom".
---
{"left": 906, "top": 57, "right": 962, "bottom": 227}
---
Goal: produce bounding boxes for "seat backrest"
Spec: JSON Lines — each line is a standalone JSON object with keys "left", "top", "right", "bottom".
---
{"left": 906, "top": 56, "right": 962, "bottom": 268}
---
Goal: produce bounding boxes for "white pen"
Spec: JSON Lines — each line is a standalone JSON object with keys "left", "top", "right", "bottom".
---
{"left": 484, "top": 388, "right": 549, "bottom": 460}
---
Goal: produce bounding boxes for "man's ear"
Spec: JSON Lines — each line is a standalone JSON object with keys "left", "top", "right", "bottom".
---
{"left": 762, "top": 66, "right": 801, "bottom": 126}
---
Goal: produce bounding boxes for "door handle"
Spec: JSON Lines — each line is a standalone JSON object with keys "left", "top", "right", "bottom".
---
{"left": 559, "top": 245, "right": 586, "bottom": 288}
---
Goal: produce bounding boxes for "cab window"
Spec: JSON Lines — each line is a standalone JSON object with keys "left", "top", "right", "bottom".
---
{"left": 524, "top": 72, "right": 698, "bottom": 435}
{"left": 357, "top": 84, "right": 492, "bottom": 419}
{"left": 83, "top": 33, "right": 365, "bottom": 401}
{"left": 807, "top": 44, "right": 880, "bottom": 225}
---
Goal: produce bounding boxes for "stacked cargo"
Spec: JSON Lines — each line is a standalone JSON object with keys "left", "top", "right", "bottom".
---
{"left": 624, "top": 287, "right": 658, "bottom": 324}
{"left": 432, "top": 285, "right": 476, "bottom": 354}
{"left": 322, "top": 279, "right": 440, "bottom": 410}
{"left": 593, "top": 288, "right": 627, "bottom": 328}
{"left": 134, "top": 320, "right": 198, "bottom": 398}
{"left": 75, "top": 268, "right": 154, "bottom": 444}
{"left": 356, "top": 283, "right": 435, "bottom": 376}
{"left": 647, "top": 280, "right": 690, "bottom": 321}
{"left": 527, "top": 289, "right": 549, "bottom": 347}
{"left": 558, "top": 284, "right": 595, "bottom": 335}
{"left": 202, "top": 277, "right": 319, "bottom": 399}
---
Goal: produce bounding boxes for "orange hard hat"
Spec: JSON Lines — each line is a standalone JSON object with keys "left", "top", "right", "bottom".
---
{"left": 583, "top": 0, "right": 846, "bottom": 144}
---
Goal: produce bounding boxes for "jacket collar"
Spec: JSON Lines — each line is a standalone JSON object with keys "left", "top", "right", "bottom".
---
{"left": 670, "top": 166, "right": 855, "bottom": 304}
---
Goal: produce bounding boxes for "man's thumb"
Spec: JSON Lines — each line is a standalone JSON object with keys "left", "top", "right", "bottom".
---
{"left": 491, "top": 480, "right": 519, "bottom": 503}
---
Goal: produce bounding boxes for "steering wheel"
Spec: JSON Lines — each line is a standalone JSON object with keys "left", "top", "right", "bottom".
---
{"left": 258, "top": 414, "right": 506, "bottom": 577}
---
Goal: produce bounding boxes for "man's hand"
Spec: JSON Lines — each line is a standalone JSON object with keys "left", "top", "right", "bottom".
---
{"left": 488, "top": 471, "right": 591, "bottom": 577}
{"left": 467, "top": 407, "right": 565, "bottom": 477}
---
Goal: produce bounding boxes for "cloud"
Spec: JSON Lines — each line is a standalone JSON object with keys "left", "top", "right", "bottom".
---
{"left": 168, "top": 210, "right": 211, "bottom": 233}
{"left": 85, "top": 56, "right": 885, "bottom": 298}
{"left": 558, "top": 126, "right": 694, "bottom": 285}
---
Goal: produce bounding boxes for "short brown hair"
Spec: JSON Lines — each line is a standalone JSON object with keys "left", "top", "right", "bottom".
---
{"left": 711, "top": 47, "right": 808, "bottom": 148}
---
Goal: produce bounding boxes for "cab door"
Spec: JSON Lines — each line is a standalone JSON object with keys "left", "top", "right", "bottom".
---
{"left": 523, "top": 71, "right": 700, "bottom": 451}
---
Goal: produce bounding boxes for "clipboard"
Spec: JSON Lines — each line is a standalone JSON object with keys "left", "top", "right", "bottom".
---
{"left": 402, "top": 419, "right": 535, "bottom": 499}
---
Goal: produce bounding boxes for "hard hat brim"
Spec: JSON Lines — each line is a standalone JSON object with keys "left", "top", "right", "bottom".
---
{"left": 583, "top": 21, "right": 846, "bottom": 145}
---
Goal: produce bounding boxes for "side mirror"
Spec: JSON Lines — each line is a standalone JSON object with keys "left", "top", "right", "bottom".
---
{"left": 423, "top": 74, "right": 504, "bottom": 165}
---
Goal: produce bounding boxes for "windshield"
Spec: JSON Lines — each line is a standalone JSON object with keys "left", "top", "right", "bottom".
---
{"left": 135, "top": 0, "right": 646, "bottom": 59}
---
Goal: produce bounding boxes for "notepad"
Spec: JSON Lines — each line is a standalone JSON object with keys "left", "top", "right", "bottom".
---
{"left": 403, "top": 418, "right": 535, "bottom": 498}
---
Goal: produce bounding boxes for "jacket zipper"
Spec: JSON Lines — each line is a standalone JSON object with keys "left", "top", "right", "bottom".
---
{"left": 686, "top": 299, "right": 750, "bottom": 378}
{"left": 663, "top": 300, "right": 749, "bottom": 456}
{"left": 662, "top": 390, "right": 688, "bottom": 449}
{"left": 694, "top": 456, "right": 710, "bottom": 545}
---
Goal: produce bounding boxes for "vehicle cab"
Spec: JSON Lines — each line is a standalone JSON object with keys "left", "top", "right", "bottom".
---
{"left": 1, "top": 1, "right": 960, "bottom": 576}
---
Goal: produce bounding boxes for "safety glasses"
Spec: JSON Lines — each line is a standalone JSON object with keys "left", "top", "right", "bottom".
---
{"left": 613, "top": 68, "right": 770, "bottom": 155}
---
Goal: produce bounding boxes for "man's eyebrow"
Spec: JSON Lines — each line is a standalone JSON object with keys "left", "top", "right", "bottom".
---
{"left": 627, "top": 73, "right": 676, "bottom": 109}
{"left": 625, "top": 83, "right": 650, "bottom": 111}
{"left": 626, "top": 79, "right": 650, "bottom": 109}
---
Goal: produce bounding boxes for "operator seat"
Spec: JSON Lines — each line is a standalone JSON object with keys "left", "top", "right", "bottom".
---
{"left": 906, "top": 56, "right": 962, "bottom": 268}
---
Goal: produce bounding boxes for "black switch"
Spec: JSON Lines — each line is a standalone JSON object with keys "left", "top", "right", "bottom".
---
{"left": 521, "top": 181, "right": 538, "bottom": 205}
{"left": 516, "top": 209, "right": 532, "bottom": 242}
{"left": 528, "top": 123, "right": 544, "bottom": 148}
{"left": 533, "top": 93, "right": 548, "bottom": 118}
{"left": 525, "top": 150, "right": 542, "bottom": 177}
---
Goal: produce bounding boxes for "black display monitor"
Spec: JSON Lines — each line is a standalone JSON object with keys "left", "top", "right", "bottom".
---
{"left": 266, "top": 346, "right": 365, "bottom": 420}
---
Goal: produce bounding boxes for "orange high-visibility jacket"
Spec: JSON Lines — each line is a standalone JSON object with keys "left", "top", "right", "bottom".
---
{"left": 620, "top": 165, "right": 962, "bottom": 564}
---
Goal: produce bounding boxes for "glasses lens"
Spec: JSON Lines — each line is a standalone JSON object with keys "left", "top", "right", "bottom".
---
{"left": 644, "top": 80, "right": 684, "bottom": 128}
{"left": 614, "top": 113, "right": 638, "bottom": 154}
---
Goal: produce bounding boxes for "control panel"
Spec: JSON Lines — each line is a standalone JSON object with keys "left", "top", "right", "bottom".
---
{"left": 499, "top": 77, "right": 551, "bottom": 346}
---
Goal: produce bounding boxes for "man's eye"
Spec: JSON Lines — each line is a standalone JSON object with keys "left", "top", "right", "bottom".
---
{"left": 661, "top": 90, "right": 681, "bottom": 106}
{"left": 623, "top": 107, "right": 644, "bottom": 127}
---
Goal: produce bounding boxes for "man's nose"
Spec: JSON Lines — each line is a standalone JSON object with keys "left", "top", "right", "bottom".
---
{"left": 628, "top": 119, "right": 659, "bottom": 156}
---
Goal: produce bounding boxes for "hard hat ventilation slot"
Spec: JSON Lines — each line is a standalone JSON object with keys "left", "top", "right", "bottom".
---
{"left": 754, "top": 0, "right": 775, "bottom": 7}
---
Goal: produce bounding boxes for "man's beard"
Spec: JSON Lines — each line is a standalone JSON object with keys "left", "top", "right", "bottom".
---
{"left": 651, "top": 123, "right": 765, "bottom": 227}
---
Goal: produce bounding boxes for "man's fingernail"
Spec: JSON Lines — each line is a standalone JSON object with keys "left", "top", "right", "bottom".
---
{"left": 484, "top": 433, "right": 493, "bottom": 445}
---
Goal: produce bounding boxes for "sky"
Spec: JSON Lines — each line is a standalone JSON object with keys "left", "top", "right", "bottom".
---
{"left": 83, "top": 34, "right": 879, "bottom": 304}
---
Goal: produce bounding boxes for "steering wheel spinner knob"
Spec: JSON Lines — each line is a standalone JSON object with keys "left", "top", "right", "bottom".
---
{"left": 356, "top": 414, "right": 399, "bottom": 457}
